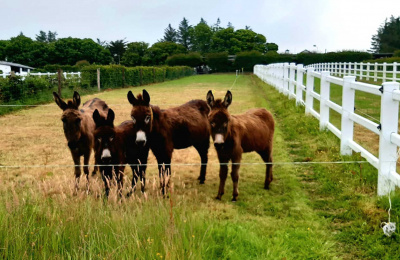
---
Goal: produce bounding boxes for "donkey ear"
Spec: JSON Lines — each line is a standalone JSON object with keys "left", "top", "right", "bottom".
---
{"left": 206, "top": 90, "right": 215, "bottom": 108}
{"left": 143, "top": 89, "right": 150, "bottom": 105}
{"left": 93, "top": 109, "right": 101, "bottom": 127}
{"left": 127, "top": 91, "right": 136, "bottom": 105}
{"left": 106, "top": 109, "right": 115, "bottom": 126}
{"left": 53, "top": 92, "right": 67, "bottom": 111}
{"left": 73, "top": 91, "right": 81, "bottom": 107}
{"left": 223, "top": 90, "right": 232, "bottom": 108}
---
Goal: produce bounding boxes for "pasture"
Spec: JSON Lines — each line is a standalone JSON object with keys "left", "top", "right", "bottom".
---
{"left": 0, "top": 74, "right": 399, "bottom": 259}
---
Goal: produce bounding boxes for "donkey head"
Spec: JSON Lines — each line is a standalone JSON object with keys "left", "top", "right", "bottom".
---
{"left": 206, "top": 90, "right": 232, "bottom": 150}
{"left": 53, "top": 91, "right": 84, "bottom": 150}
{"left": 127, "top": 89, "right": 152, "bottom": 147}
{"left": 93, "top": 109, "right": 116, "bottom": 164}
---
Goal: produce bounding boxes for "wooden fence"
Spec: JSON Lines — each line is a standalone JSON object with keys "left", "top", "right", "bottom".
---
{"left": 254, "top": 62, "right": 400, "bottom": 196}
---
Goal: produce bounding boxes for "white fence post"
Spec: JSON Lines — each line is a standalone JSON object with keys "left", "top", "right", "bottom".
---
{"left": 393, "top": 62, "right": 397, "bottom": 82}
{"left": 296, "top": 64, "right": 304, "bottom": 105}
{"left": 374, "top": 62, "right": 378, "bottom": 82}
{"left": 319, "top": 71, "right": 330, "bottom": 130}
{"left": 289, "top": 62, "right": 296, "bottom": 98}
{"left": 340, "top": 76, "right": 356, "bottom": 155}
{"left": 383, "top": 62, "right": 387, "bottom": 82}
{"left": 305, "top": 67, "right": 315, "bottom": 114}
{"left": 367, "top": 62, "right": 370, "bottom": 81}
{"left": 378, "top": 82, "right": 400, "bottom": 196}
{"left": 283, "top": 62, "right": 289, "bottom": 95}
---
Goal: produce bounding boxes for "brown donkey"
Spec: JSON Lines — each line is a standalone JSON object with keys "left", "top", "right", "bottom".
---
{"left": 206, "top": 90, "right": 275, "bottom": 201}
{"left": 127, "top": 89, "right": 210, "bottom": 194}
{"left": 53, "top": 91, "right": 109, "bottom": 192}
{"left": 93, "top": 108, "right": 149, "bottom": 197}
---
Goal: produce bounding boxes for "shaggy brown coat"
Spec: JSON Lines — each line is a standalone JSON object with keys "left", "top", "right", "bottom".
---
{"left": 207, "top": 90, "right": 275, "bottom": 201}
{"left": 127, "top": 89, "right": 210, "bottom": 194}
{"left": 93, "top": 109, "right": 149, "bottom": 197}
{"left": 53, "top": 91, "right": 108, "bottom": 192}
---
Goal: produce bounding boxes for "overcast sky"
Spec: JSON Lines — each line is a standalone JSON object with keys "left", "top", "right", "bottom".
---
{"left": 1, "top": 0, "right": 399, "bottom": 54}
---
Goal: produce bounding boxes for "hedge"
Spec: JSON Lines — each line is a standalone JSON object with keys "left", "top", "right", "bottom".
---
{"left": 80, "top": 65, "right": 194, "bottom": 89}
{"left": 166, "top": 53, "right": 203, "bottom": 67}
{"left": 0, "top": 65, "right": 193, "bottom": 115}
{"left": 206, "top": 52, "right": 233, "bottom": 72}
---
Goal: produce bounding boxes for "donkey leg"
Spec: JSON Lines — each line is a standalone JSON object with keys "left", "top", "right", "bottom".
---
{"left": 116, "top": 166, "right": 125, "bottom": 198}
{"left": 216, "top": 160, "right": 229, "bottom": 200}
{"left": 139, "top": 149, "right": 149, "bottom": 193}
{"left": 83, "top": 152, "right": 91, "bottom": 194}
{"left": 128, "top": 164, "right": 139, "bottom": 197}
{"left": 72, "top": 153, "right": 81, "bottom": 195}
{"left": 101, "top": 166, "right": 112, "bottom": 198}
{"left": 231, "top": 162, "right": 241, "bottom": 201}
{"left": 258, "top": 150, "right": 273, "bottom": 189}
{"left": 194, "top": 141, "right": 209, "bottom": 184}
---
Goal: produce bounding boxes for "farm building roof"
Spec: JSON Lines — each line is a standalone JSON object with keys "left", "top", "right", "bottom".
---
{"left": 0, "top": 61, "right": 35, "bottom": 69}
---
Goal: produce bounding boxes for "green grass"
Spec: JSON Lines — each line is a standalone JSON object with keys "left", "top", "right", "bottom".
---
{"left": 0, "top": 74, "right": 399, "bottom": 259}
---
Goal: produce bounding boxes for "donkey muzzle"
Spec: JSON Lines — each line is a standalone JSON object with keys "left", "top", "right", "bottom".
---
{"left": 101, "top": 149, "right": 112, "bottom": 163}
{"left": 135, "top": 130, "right": 147, "bottom": 146}
{"left": 213, "top": 134, "right": 224, "bottom": 150}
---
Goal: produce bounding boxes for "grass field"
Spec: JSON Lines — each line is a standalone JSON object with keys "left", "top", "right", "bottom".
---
{"left": 0, "top": 74, "right": 400, "bottom": 259}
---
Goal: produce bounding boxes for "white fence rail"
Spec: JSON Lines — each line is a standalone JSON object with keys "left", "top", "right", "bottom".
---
{"left": 0, "top": 72, "right": 81, "bottom": 80}
{"left": 307, "top": 62, "right": 400, "bottom": 83}
{"left": 254, "top": 62, "right": 400, "bottom": 196}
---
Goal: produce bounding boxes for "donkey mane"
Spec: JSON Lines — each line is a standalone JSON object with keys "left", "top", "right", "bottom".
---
{"left": 211, "top": 99, "right": 228, "bottom": 109}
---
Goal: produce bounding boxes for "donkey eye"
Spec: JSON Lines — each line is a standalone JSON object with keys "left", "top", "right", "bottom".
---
{"left": 145, "top": 115, "right": 151, "bottom": 124}
{"left": 211, "top": 122, "right": 216, "bottom": 128}
{"left": 223, "top": 123, "right": 227, "bottom": 127}
{"left": 109, "top": 136, "right": 114, "bottom": 142}
{"left": 97, "top": 138, "right": 102, "bottom": 143}
{"left": 131, "top": 116, "right": 136, "bottom": 124}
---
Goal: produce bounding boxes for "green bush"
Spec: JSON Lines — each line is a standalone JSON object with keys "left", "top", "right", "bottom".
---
{"left": 235, "top": 51, "right": 266, "bottom": 72}
{"left": 166, "top": 53, "right": 203, "bottom": 67}
{"left": 205, "top": 52, "right": 232, "bottom": 72}
{"left": 394, "top": 50, "right": 400, "bottom": 57}
{"left": 295, "top": 51, "right": 372, "bottom": 65}
{"left": 363, "top": 57, "right": 400, "bottom": 63}
{"left": 80, "top": 65, "right": 193, "bottom": 89}
{"left": 34, "top": 64, "right": 80, "bottom": 73}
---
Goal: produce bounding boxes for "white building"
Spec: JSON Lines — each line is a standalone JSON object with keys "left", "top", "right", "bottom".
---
{"left": 0, "top": 61, "right": 34, "bottom": 75}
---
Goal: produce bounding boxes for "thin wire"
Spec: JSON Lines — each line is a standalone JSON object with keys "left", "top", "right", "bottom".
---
{"left": 0, "top": 160, "right": 370, "bottom": 169}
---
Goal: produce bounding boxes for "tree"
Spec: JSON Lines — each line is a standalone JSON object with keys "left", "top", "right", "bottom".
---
{"left": 371, "top": 16, "right": 400, "bottom": 53}
{"left": 97, "top": 38, "right": 108, "bottom": 48}
{"left": 35, "top": 31, "right": 47, "bottom": 42}
{"left": 227, "top": 22, "right": 234, "bottom": 30}
{"left": 178, "top": 18, "right": 192, "bottom": 50}
{"left": 147, "top": 42, "right": 186, "bottom": 65}
{"left": 108, "top": 39, "right": 127, "bottom": 63}
{"left": 35, "top": 30, "right": 57, "bottom": 43}
{"left": 163, "top": 24, "right": 178, "bottom": 42}
{"left": 121, "top": 41, "right": 149, "bottom": 66}
{"left": 191, "top": 19, "right": 213, "bottom": 54}
{"left": 47, "top": 31, "right": 57, "bottom": 42}
{"left": 3, "top": 34, "right": 49, "bottom": 67}
{"left": 212, "top": 18, "right": 223, "bottom": 33}
{"left": 266, "top": 43, "right": 279, "bottom": 52}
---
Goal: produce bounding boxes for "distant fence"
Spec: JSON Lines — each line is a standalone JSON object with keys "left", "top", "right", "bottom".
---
{"left": 254, "top": 62, "right": 400, "bottom": 196}
{"left": 0, "top": 72, "right": 81, "bottom": 80}
{"left": 307, "top": 62, "right": 400, "bottom": 83}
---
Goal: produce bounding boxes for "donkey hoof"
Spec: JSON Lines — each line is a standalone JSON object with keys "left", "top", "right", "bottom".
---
{"left": 231, "top": 197, "right": 237, "bottom": 202}
{"left": 216, "top": 196, "right": 221, "bottom": 200}
{"left": 264, "top": 185, "right": 270, "bottom": 190}
{"left": 199, "top": 180, "right": 205, "bottom": 184}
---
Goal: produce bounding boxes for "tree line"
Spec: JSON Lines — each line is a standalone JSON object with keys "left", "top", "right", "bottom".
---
{"left": 0, "top": 18, "right": 278, "bottom": 69}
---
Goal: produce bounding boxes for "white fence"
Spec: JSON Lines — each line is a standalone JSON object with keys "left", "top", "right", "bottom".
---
{"left": 254, "top": 62, "right": 400, "bottom": 196}
{"left": 0, "top": 72, "right": 81, "bottom": 80}
{"left": 307, "top": 62, "right": 399, "bottom": 83}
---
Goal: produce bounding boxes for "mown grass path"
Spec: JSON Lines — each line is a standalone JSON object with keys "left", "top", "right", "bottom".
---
{"left": 0, "top": 74, "right": 398, "bottom": 259}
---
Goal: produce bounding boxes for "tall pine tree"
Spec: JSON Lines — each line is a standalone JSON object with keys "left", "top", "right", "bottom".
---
{"left": 163, "top": 24, "right": 178, "bottom": 42}
{"left": 178, "top": 17, "right": 192, "bottom": 50}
